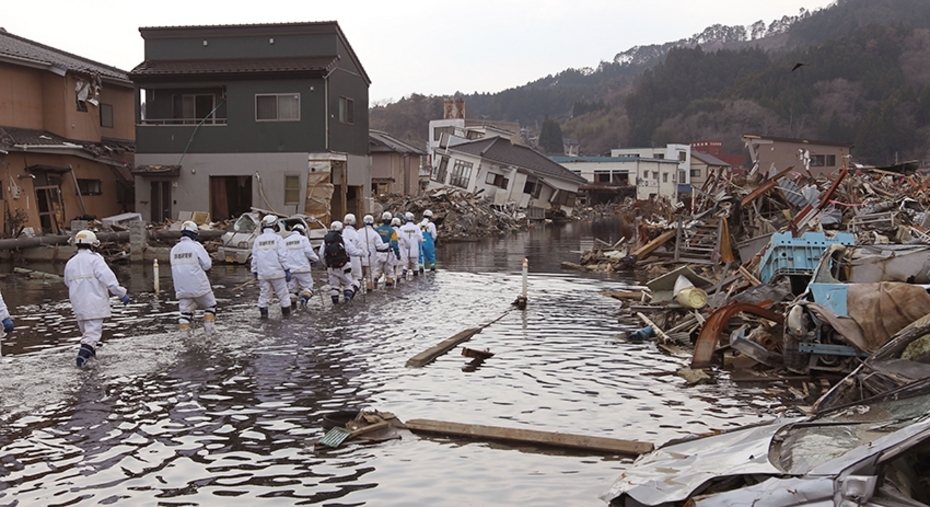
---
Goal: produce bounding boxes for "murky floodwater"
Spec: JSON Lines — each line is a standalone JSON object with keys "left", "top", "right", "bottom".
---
{"left": 0, "top": 218, "right": 782, "bottom": 506}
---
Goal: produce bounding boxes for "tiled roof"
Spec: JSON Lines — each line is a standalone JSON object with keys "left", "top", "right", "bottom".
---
{"left": 450, "top": 137, "right": 587, "bottom": 185}
{"left": 370, "top": 130, "right": 424, "bottom": 155}
{"left": 0, "top": 29, "right": 129, "bottom": 83}
{"left": 130, "top": 56, "right": 339, "bottom": 78}
{"left": 0, "top": 127, "right": 74, "bottom": 148}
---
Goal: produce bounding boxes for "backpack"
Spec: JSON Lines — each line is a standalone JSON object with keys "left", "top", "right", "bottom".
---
{"left": 323, "top": 230, "right": 349, "bottom": 268}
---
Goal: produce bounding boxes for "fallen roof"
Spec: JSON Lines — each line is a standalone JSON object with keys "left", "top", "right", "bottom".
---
{"left": 449, "top": 137, "right": 586, "bottom": 185}
{"left": 0, "top": 29, "right": 130, "bottom": 84}
{"left": 691, "top": 150, "right": 731, "bottom": 167}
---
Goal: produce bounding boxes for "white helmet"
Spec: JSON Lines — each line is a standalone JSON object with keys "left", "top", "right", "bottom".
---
{"left": 344, "top": 213, "right": 356, "bottom": 226}
{"left": 363, "top": 214, "right": 375, "bottom": 225}
{"left": 74, "top": 229, "right": 99, "bottom": 247}
{"left": 424, "top": 209, "right": 434, "bottom": 218}
{"left": 261, "top": 215, "right": 278, "bottom": 229}
{"left": 381, "top": 211, "right": 393, "bottom": 221}
{"left": 330, "top": 221, "right": 344, "bottom": 232}
{"left": 391, "top": 217, "right": 401, "bottom": 226}
{"left": 180, "top": 220, "right": 198, "bottom": 233}
{"left": 405, "top": 212, "right": 415, "bottom": 222}
{"left": 292, "top": 223, "right": 306, "bottom": 234}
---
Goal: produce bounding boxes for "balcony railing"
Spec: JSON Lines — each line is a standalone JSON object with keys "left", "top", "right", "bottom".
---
{"left": 139, "top": 118, "right": 227, "bottom": 126}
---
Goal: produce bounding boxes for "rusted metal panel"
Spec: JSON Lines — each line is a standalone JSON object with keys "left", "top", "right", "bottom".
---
{"left": 691, "top": 303, "right": 784, "bottom": 369}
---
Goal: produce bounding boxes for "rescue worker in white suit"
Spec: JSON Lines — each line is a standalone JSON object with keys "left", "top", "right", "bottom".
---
{"left": 398, "top": 212, "right": 423, "bottom": 278}
{"left": 390, "top": 217, "right": 404, "bottom": 282}
{"left": 342, "top": 213, "right": 365, "bottom": 289}
{"left": 170, "top": 221, "right": 217, "bottom": 338}
{"left": 64, "top": 230, "right": 129, "bottom": 368}
{"left": 284, "top": 223, "right": 320, "bottom": 309}
{"left": 319, "top": 221, "right": 362, "bottom": 304}
{"left": 360, "top": 214, "right": 390, "bottom": 290}
{"left": 251, "top": 215, "right": 293, "bottom": 319}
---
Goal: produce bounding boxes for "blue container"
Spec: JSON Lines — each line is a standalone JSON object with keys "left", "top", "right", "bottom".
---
{"left": 758, "top": 231, "right": 855, "bottom": 284}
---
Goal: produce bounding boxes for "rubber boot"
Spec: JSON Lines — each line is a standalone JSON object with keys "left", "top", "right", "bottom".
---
{"left": 402, "top": 269, "right": 408, "bottom": 279}
{"left": 179, "top": 322, "right": 191, "bottom": 339}
{"left": 203, "top": 313, "right": 216, "bottom": 337}
{"left": 76, "top": 344, "right": 96, "bottom": 369}
{"left": 344, "top": 289, "right": 355, "bottom": 302}
{"left": 332, "top": 295, "right": 340, "bottom": 305}
{"left": 259, "top": 307, "right": 269, "bottom": 319}
{"left": 299, "top": 295, "right": 310, "bottom": 310}
{"left": 281, "top": 305, "right": 291, "bottom": 318}
{"left": 386, "top": 278, "right": 394, "bottom": 288}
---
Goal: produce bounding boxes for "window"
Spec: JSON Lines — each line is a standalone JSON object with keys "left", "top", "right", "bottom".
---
{"left": 485, "top": 172, "right": 508, "bottom": 188}
{"left": 100, "top": 103, "right": 114, "bottom": 128}
{"left": 811, "top": 154, "right": 837, "bottom": 167}
{"left": 595, "top": 171, "right": 611, "bottom": 183}
{"left": 552, "top": 190, "right": 576, "bottom": 207}
{"left": 652, "top": 171, "right": 659, "bottom": 180}
{"left": 77, "top": 179, "right": 102, "bottom": 196}
{"left": 256, "top": 93, "right": 300, "bottom": 121}
{"left": 432, "top": 156, "right": 449, "bottom": 182}
{"left": 678, "top": 151, "right": 687, "bottom": 162}
{"left": 662, "top": 172, "right": 668, "bottom": 183}
{"left": 691, "top": 169, "right": 702, "bottom": 178}
{"left": 176, "top": 94, "right": 218, "bottom": 123}
{"left": 433, "top": 126, "right": 455, "bottom": 142}
{"left": 655, "top": 154, "right": 665, "bottom": 159}
{"left": 449, "top": 160, "right": 473, "bottom": 188}
{"left": 523, "top": 181, "right": 542, "bottom": 198}
{"left": 284, "top": 175, "right": 301, "bottom": 205}
{"left": 339, "top": 96, "right": 354, "bottom": 124}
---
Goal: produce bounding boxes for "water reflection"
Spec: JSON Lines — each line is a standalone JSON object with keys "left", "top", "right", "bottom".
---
{"left": 0, "top": 219, "right": 781, "bottom": 507}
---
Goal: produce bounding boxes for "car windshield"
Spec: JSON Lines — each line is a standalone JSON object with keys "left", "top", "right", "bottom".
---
{"left": 776, "top": 392, "right": 930, "bottom": 474}
{"left": 232, "top": 215, "right": 257, "bottom": 233}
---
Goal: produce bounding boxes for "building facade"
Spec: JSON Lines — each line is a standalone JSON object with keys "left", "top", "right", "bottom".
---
{"left": 743, "top": 135, "right": 852, "bottom": 177}
{"left": 130, "top": 22, "right": 370, "bottom": 224}
{"left": 0, "top": 30, "right": 135, "bottom": 236}
{"left": 370, "top": 130, "right": 424, "bottom": 196}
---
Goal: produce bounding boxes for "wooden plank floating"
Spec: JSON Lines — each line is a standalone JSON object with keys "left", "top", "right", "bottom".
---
{"left": 406, "top": 328, "right": 482, "bottom": 367}
{"left": 405, "top": 418, "right": 654, "bottom": 456}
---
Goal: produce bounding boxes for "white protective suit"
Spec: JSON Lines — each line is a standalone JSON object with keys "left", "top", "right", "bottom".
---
{"left": 0, "top": 288, "right": 10, "bottom": 322}
{"left": 392, "top": 224, "right": 405, "bottom": 280}
{"left": 318, "top": 231, "right": 362, "bottom": 301}
{"left": 283, "top": 232, "right": 320, "bottom": 299}
{"left": 64, "top": 249, "right": 127, "bottom": 348}
{"left": 421, "top": 219, "right": 438, "bottom": 241}
{"left": 360, "top": 225, "right": 388, "bottom": 287}
{"left": 342, "top": 225, "right": 365, "bottom": 286}
{"left": 398, "top": 221, "right": 422, "bottom": 274}
{"left": 251, "top": 228, "right": 292, "bottom": 309}
{"left": 170, "top": 236, "right": 217, "bottom": 335}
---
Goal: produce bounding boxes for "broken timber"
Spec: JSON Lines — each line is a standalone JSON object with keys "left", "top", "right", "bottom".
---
{"left": 405, "top": 419, "right": 654, "bottom": 456}
{"left": 631, "top": 229, "right": 676, "bottom": 259}
{"left": 406, "top": 328, "right": 482, "bottom": 367}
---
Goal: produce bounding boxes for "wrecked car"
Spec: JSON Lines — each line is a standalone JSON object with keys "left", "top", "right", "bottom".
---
{"left": 602, "top": 390, "right": 930, "bottom": 507}
{"left": 216, "top": 211, "right": 326, "bottom": 264}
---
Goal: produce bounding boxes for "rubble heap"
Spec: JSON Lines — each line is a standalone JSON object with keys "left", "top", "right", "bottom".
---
{"left": 376, "top": 187, "right": 529, "bottom": 241}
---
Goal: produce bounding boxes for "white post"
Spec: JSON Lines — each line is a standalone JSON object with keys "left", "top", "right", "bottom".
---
{"left": 153, "top": 258, "right": 160, "bottom": 294}
{"left": 522, "top": 257, "right": 528, "bottom": 299}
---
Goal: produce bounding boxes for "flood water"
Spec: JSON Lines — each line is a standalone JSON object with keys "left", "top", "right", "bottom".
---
{"left": 0, "top": 218, "right": 783, "bottom": 506}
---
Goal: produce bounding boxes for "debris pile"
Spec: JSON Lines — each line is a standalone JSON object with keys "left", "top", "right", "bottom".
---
{"left": 585, "top": 157, "right": 930, "bottom": 404}
{"left": 377, "top": 187, "right": 529, "bottom": 241}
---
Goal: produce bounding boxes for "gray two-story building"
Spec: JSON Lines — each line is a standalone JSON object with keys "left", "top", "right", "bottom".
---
{"left": 130, "top": 21, "right": 370, "bottom": 224}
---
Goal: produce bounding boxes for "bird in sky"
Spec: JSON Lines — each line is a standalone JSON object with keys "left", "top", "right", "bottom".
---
{"left": 791, "top": 62, "right": 806, "bottom": 72}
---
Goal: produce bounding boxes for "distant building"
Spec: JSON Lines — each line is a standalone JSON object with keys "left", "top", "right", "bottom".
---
{"left": 743, "top": 134, "right": 853, "bottom": 176}
{"left": 611, "top": 144, "right": 692, "bottom": 187}
{"left": 369, "top": 130, "right": 424, "bottom": 196}
{"left": 430, "top": 137, "right": 586, "bottom": 217}
{"left": 131, "top": 22, "right": 370, "bottom": 223}
{"left": 690, "top": 140, "right": 744, "bottom": 174}
{"left": 552, "top": 156, "right": 679, "bottom": 204}
{"left": 0, "top": 29, "right": 135, "bottom": 236}
{"left": 689, "top": 151, "right": 731, "bottom": 190}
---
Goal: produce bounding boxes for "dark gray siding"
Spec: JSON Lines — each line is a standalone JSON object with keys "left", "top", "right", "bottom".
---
{"left": 138, "top": 77, "right": 326, "bottom": 153}
{"left": 326, "top": 37, "right": 368, "bottom": 156}
{"left": 144, "top": 33, "right": 338, "bottom": 61}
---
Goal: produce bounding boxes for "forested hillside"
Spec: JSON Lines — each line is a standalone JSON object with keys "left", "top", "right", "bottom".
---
{"left": 370, "top": 0, "right": 930, "bottom": 165}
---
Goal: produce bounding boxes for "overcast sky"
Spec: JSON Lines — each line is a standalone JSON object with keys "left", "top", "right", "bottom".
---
{"left": 3, "top": 0, "right": 835, "bottom": 103}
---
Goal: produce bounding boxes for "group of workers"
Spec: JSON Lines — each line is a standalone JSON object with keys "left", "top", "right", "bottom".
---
{"left": 1, "top": 210, "right": 440, "bottom": 369}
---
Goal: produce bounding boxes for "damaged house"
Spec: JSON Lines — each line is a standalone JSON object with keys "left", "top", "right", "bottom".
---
{"left": 130, "top": 21, "right": 370, "bottom": 223}
{"left": 428, "top": 136, "right": 586, "bottom": 218}
{"left": 370, "top": 130, "right": 424, "bottom": 196}
{"left": 0, "top": 29, "right": 135, "bottom": 236}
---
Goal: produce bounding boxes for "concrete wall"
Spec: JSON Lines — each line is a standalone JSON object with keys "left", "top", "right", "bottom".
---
{"left": 635, "top": 159, "right": 679, "bottom": 201}
{"left": 752, "top": 139, "right": 847, "bottom": 176}
{"left": 134, "top": 152, "right": 309, "bottom": 220}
